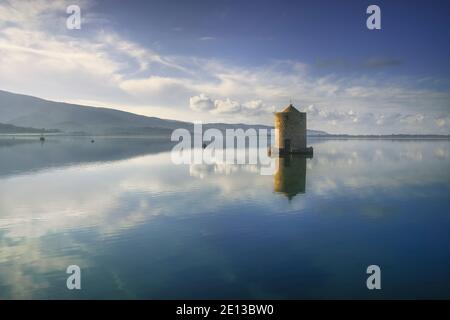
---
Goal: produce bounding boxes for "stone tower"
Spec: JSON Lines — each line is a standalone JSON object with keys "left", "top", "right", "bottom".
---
{"left": 274, "top": 104, "right": 312, "bottom": 154}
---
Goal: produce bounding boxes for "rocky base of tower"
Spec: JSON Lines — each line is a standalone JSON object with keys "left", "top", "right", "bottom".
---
{"left": 269, "top": 147, "right": 314, "bottom": 156}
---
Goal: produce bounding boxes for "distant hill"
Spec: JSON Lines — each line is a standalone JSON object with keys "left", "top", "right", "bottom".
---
{"left": 305, "top": 129, "right": 329, "bottom": 136}
{"left": 311, "top": 133, "right": 450, "bottom": 139}
{"left": 0, "top": 90, "right": 327, "bottom": 135}
{"left": 0, "top": 122, "right": 59, "bottom": 134}
{"left": 0, "top": 90, "right": 187, "bottom": 134}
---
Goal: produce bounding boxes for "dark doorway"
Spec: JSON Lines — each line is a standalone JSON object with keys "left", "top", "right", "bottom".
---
{"left": 284, "top": 139, "right": 291, "bottom": 153}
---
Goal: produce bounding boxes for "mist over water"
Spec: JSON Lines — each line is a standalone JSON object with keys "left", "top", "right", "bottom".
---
{"left": 0, "top": 137, "right": 449, "bottom": 299}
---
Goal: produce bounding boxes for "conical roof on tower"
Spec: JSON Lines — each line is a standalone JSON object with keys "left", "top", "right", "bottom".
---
{"left": 279, "top": 103, "right": 301, "bottom": 113}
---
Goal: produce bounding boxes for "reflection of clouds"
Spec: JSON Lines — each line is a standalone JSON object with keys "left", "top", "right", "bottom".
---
{"left": 189, "top": 140, "right": 450, "bottom": 200}
{"left": 434, "top": 147, "right": 448, "bottom": 159}
{"left": 310, "top": 177, "right": 337, "bottom": 195}
{"left": 1, "top": 139, "right": 449, "bottom": 297}
{"left": 0, "top": 236, "right": 89, "bottom": 299}
{"left": 374, "top": 149, "right": 384, "bottom": 161}
{"left": 0, "top": 153, "right": 274, "bottom": 243}
{"left": 0, "top": 154, "right": 177, "bottom": 239}
{"left": 400, "top": 149, "right": 423, "bottom": 161}
{"left": 0, "top": 154, "right": 180, "bottom": 298}
{"left": 1, "top": 168, "right": 138, "bottom": 239}
{"left": 1, "top": 142, "right": 448, "bottom": 231}
{"left": 188, "top": 162, "right": 273, "bottom": 202}
{"left": 189, "top": 163, "right": 260, "bottom": 179}
{"left": 307, "top": 140, "right": 450, "bottom": 194}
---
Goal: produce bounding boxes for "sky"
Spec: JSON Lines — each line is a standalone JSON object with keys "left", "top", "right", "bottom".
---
{"left": 0, "top": 0, "right": 449, "bottom": 134}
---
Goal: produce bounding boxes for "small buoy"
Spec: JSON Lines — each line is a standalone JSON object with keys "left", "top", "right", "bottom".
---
{"left": 91, "top": 139, "right": 95, "bottom": 143}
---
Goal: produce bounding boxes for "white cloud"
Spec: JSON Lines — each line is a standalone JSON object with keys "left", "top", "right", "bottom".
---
{"left": 244, "top": 100, "right": 264, "bottom": 110}
{"left": 189, "top": 95, "right": 271, "bottom": 115}
{"left": 212, "top": 98, "right": 241, "bottom": 114}
{"left": 301, "top": 104, "right": 436, "bottom": 133}
{"left": 189, "top": 93, "right": 215, "bottom": 111}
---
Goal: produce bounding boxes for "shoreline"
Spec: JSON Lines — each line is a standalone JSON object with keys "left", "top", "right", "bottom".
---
{"left": 1, "top": 133, "right": 450, "bottom": 140}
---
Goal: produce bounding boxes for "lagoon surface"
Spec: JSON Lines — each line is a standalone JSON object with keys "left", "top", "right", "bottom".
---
{"left": 0, "top": 137, "right": 449, "bottom": 299}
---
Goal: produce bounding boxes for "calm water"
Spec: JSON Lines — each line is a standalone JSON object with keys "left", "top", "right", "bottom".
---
{"left": 0, "top": 137, "right": 449, "bottom": 299}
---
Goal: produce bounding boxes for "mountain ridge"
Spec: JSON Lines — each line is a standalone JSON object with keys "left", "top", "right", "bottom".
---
{"left": 0, "top": 90, "right": 328, "bottom": 135}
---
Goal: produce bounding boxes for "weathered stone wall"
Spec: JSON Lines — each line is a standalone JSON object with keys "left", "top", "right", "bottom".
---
{"left": 275, "top": 111, "right": 306, "bottom": 151}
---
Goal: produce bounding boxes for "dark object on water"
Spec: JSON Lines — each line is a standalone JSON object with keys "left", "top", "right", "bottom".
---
{"left": 39, "top": 135, "right": 45, "bottom": 142}
{"left": 91, "top": 139, "right": 95, "bottom": 143}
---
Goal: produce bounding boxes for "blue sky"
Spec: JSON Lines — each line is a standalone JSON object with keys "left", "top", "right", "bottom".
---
{"left": 0, "top": 0, "right": 449, "bottom": 133}
{"left": 98, "top": 0, "right": 450, "bottom": 77}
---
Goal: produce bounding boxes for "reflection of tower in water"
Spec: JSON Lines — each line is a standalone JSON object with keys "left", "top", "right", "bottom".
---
{"left": 274, "top": 155, "right": 310, "bottom": 200}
